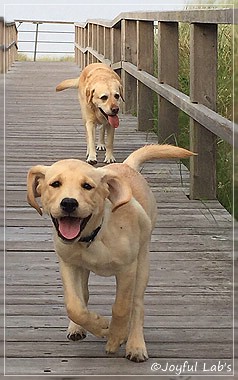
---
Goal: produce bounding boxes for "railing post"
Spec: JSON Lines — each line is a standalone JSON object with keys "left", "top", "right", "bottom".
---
{"left": 80, "top": 27, "right": 84, "bottom": 68}
{"left": 137, "top": 20, "right": 154, "bottom": 132}
{"left": 5, "top": 23, "right": 9, "bottom": 71}
{"left": 14, "top": 23, "right": 17, "bottom": 62}
{"left": 158, "top": 22, "right": 179, "bottom": 143}
{"left": 83, "top": 26, "right": 88, "bottom": 69}
{"left": 33, "top": 22, "right": 41, "bottom": 61}
{"left": 75, "top": 25, "right": 79, "bottom": 65}
{"left": 87, "top": 23, "right": 92, "bottom": 64}
{"left": 190, "top": 23, "right": 217, "bottom": 200}
{"left": 92, "top": 24, "right": 97, "bottom": 63}
{"left": 97, "top": 25, "right": 104, "bottom": 62}
{"left": 0, "top": 18, "right": 4, "bottom": 73}
{"left": 104, "top": 27, "right": 110, "bottom": 61}
{"left": 111, "top": 26, "right": 120, "bottom": 62}
{"left": 121, "top": 19, "right": 137, "bottom": 114}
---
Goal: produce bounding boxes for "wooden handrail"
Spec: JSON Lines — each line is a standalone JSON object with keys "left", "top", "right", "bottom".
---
{"left": 74, "top": 8, "right": 237, "bottom": 201}
{"left": 121, "top": 62, "right": 237, "bottom": 147}
{"left": 15, "top": 19, "right": 75, "bottom": 24}
{"left": 75, "top": 8, "right": 238, "bottom": 28}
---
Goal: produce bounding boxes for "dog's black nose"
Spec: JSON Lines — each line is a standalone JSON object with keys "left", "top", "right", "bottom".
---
{"left": 60, "top": 198, "right": 79, "bottom": 213}
{"left": 111, "top": 106, "right": 119, "bottom": 115}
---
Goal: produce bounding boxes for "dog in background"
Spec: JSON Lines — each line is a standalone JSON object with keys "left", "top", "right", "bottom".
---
{"left": 56, "top": 63, "right": 124, "bottom": 165}
{"left": 27, "top": 144, "right": 195, "bottom": 362}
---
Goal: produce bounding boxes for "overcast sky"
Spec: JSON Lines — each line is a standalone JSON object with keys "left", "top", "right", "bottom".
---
{"left": 1, "top": 1, "right": 189, "bottom": 59}
{"left": 2, "top": 1, "right": 187, "bottom": 23}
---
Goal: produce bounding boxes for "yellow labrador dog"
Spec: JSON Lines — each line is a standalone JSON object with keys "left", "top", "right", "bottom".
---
{"left": 27, "top": 144, "right": 194, "bottom": 362}
{"left": 56, "top": 63, "right": 124, "bottom": 165}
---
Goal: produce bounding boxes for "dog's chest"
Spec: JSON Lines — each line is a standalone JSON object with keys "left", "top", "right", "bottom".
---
{"left": 56, "top": 237, "right": 139, "bottom": 277}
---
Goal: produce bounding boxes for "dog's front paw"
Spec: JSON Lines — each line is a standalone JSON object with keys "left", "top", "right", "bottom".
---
{"left": 125, "top": 342, "right": 149, "bottom": 362}
{"left": 96, "top": 144, "right": 106, "bottom": 151}
{"left": 86, "top": 155, "right": 97, "bottom": 165}
{"left": 67, "top": 321, "right": 87, "bottom": 341}
{"left": 104, "top": 154, "right": 116, "bottom": 164}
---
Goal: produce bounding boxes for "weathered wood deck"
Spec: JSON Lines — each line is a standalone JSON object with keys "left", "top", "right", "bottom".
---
{"left": 4, "top": 62, "right": 234, "bottom": 376}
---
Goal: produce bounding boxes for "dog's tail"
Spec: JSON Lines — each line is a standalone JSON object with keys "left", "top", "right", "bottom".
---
{"left": 56, "top": 78, "right": 79, "bottom": 92}
{"left": 124, "top": 144, "right": 196, "bottom": 171}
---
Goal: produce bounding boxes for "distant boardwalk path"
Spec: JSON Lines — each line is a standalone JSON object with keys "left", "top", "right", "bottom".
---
{"left": 4, "top": 62, "right": 233, "bottom": 376}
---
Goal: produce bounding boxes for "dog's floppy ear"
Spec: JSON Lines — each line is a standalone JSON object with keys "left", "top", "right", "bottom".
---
{"left": 100, "top": 170, "right": 132, "bottom": 212}
{"left": 27, "top": 165, "right": 48, "bottom": 215}
{"left": 86, "top": 87, "right": 95, "bottom": 103}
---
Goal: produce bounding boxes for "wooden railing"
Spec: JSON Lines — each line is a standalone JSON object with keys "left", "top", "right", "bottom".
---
{"left": 75, "top": 9, "right": 238, "bottom": 201}
{"left": 0, "top": 18, "right": 18, "bottom": 73}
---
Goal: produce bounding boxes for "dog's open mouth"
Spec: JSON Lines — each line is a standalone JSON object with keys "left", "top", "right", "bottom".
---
{"left": 99, "top": 108, "right": 119, "bottom": 129}
{"left": 51, "top": 214, "right": 92, "bottom": 242}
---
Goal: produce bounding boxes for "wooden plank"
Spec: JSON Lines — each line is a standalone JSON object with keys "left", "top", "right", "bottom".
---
{"left": 5, "top": 315, "right": 232, "bottom": 329}
{"left": 6, "top": 327, "right": 232, "bottom": 343}
{"left": 5, "top": 341, "right": 232, "bottom": 359}
{"left": 5, "top": 357, "right": 234, "bottom": 376}
{"left": 5, "top": 284, "right": 232, "bottom": 295}
{"left": 5, "top": 301, "right": 232, "bottom": 317}
{"left": 5, "top": 293, "right": 232, "bottom": 305}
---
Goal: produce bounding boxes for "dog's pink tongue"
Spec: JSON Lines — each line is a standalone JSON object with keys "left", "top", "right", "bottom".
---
{"left": 108, "top": 115, "right": 119, "bottom": 128}
{"left": 59, "top": 217, "right": 81, "bottom": 240}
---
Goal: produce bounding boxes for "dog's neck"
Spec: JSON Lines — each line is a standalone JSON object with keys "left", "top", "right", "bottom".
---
{"left": 79, "top": 222, "right": 102, "bottom": 247}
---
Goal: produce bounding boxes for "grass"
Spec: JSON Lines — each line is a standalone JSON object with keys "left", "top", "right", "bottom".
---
{"left": 17, "top": 53, "right": 74, "bottom": 62}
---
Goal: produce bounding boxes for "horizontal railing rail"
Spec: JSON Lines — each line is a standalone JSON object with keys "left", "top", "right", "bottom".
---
{"left": 0, "top": 18, "right": 18, "bottom": 73}
{"left": 74, "top": 8, "right": 238, "bottom": 201}
{"left": 15, "top": 20, "right": 75, "bottom": 61}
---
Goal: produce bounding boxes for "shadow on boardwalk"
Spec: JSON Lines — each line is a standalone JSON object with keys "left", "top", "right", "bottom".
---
{"left": 3, "top": 62, "right": 234, "bottom": 376}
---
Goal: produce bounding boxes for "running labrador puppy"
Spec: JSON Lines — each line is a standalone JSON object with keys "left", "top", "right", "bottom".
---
{"left": 27, "top": 144, "right": 194, "bottom": 362}
{"left": 56, "top": 63, "right": 124, "bottom": 165}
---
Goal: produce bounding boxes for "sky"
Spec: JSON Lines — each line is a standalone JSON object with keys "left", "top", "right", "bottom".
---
{"left": 1, "top": 1, "right": 187, "bottom": 23}
{"left": 1, "top": 1, "right": 188, "bottom": 59}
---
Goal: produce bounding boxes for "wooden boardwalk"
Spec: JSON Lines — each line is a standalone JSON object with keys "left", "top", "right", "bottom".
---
{"left": 4, "top": 62, "right": 234, "bottom": 376}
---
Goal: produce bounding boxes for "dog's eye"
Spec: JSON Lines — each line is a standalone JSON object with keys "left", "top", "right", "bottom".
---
{"left": 82, "top": 183, "right": 94, "bottom": 190}
{"left": 100, "top": 95, "right": 108, "bottom": 101}
{"left": 114, "top": 93, "right": 120, "bottom": 100}
{"left": 50, "top": 181, "right": 61, "bottom": 188}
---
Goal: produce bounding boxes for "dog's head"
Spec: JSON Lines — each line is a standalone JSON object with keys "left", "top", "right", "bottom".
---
{"left": 27, "top": 160, "right": 131, "bottom": 243}
{"left": 86, "top": 79, "right": 124, "bottom": 129}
